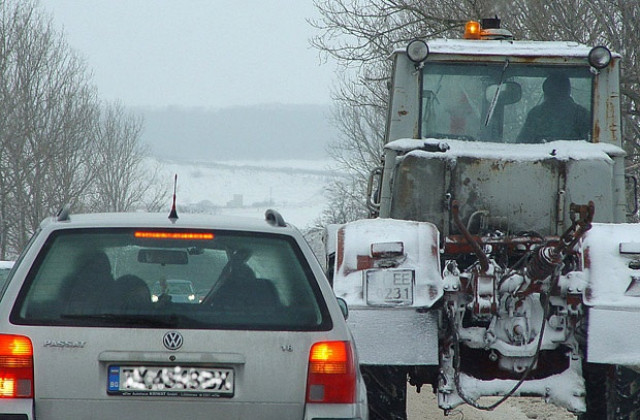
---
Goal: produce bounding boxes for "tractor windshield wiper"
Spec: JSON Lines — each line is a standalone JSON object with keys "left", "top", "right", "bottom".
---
{"left": 484, "top": 59, "right": 510, "bottom": 126}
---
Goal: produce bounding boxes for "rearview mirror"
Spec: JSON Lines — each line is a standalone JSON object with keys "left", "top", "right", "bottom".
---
{"left": 336, "top": 297, "right": 349, "bottom": 320}
{"left": 485, "top": 81, "right": 522, "bottom": 105}
{"left": 138, "top": 249, "right": 188, "bottom": 265}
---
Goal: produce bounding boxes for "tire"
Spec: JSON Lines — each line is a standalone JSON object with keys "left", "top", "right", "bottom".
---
{"left": 361, "top": 365, "right": 408, "bottom": 420}
{"left": 581, "top": 363, "right": 640, "bottom": 420}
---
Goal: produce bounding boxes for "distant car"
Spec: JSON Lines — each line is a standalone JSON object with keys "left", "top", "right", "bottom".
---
{"left": 151, "top": 279, "right": 197, "bottom": 303}
{"left": 0, "top": 210, "right": 368, "bottom": 420}
{"left": 0, "top": 260, "right": 14, "bottom": 288}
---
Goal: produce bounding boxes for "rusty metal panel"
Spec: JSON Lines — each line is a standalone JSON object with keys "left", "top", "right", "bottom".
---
{"left": 387, "top": 143, "right": 617, "bottom": 236}
{"left": 386, "top": 54, "right": 421, "bottom": 142}
{"left": 452, "top": 157, "right": 559, "bottom": 235}
{"left": 390, "top": 154, "right": 447, "bottom": 229}
{"left": 565, "top": 159, "right": 614, "bottom": 223}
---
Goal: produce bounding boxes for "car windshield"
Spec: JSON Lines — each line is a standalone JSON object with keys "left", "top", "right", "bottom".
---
{"left": 12, "top": 228, "right": 331, "bottom": 331}
{"left": 420, "top": 62, "right": 593, "bottom": 143}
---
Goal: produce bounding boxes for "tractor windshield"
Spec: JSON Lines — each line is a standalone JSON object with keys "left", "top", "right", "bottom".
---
{"left": 420, "top": 62, "right": 593, "bottom": 143}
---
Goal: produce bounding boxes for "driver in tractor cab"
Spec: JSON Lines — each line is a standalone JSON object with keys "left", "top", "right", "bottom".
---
{"left": 517, "top": 73, "right": 590, "bottom": 143}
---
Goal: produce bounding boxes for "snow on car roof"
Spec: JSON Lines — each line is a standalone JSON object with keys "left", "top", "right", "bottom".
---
{"left": 386, "top": 139, "right": 625, "bottom": 162}
{"left": 39, "top": 211, "right": 297, "bottom": 234}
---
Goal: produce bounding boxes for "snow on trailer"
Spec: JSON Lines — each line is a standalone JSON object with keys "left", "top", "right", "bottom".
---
{"left": 582, "top": 224, "right": 640, "bottom": 368}
{"left": 334, "top": 218, "right": 441, "bottom": 308}
{"left": 332, "top": 219, "right": 441, "bottom": 366}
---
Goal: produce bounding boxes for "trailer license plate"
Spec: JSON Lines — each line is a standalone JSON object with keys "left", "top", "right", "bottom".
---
{"left": 366, "top": 269, "right": 414, "bottom": 306}
{"left": 108, "top": 365, "right": 234, "bottom": 397}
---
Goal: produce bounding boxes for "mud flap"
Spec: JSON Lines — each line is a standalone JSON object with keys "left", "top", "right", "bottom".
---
{"left": 361, "top": 365, "right": 408, "bottom": 420}
{"left": 346, "top": 308, "right": 439, "bottom": 365}
{"left": 581, "top": 363, "right": 640, "bottom": 420}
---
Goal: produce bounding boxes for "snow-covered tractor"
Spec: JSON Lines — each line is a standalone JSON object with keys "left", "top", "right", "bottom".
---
{"left": 325, "top": 18, "right": 640, "bottom": 419}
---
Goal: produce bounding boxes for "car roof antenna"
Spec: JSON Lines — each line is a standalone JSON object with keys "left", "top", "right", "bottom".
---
{"left": 168, "top": 174, "right": 179, "bottom": 222}
{"left": 57, "top": 203, "right": 71, "bottom": 222}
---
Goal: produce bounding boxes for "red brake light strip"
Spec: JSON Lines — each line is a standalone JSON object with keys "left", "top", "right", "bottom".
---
{"left": 134, "top": 231, "right": 214, "bottom": 240}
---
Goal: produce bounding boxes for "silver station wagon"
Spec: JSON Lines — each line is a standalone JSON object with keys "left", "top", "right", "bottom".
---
{"left": 0, "top": 209, "right": 368, "bottom": 420}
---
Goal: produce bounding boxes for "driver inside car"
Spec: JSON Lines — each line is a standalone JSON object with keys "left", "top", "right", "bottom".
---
{"left": 517, "top": 73, "right": 590, "bottom": 143}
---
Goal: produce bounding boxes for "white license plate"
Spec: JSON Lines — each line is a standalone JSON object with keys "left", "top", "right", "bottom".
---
{"left": 108, "top": 365, "right": 234, "bottom": 397}
{"left": 366, "top": 269, "right": 414, "bottom": 306}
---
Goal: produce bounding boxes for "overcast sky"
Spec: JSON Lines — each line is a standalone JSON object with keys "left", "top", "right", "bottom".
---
{"left": 39, "top": 0, "right": 336, "bottom": 109}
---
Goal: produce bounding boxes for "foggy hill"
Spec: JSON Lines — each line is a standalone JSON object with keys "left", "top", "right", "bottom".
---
{"left": 152, "top": 158, "right": 341, "bottom": 229}
{"left": 137, "top": 104, "right": 338, "bottom": 161}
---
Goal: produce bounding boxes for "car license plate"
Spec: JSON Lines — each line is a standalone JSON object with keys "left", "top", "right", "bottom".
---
{"left": 108, "top": 365, "right": 234, "bottom": 397}
{"left": 366, "top": 269, "right": 414, "bottom": 306}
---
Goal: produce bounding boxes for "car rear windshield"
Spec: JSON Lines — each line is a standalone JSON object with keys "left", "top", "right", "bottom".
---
{"left": 11, "top": 228, "right": 332, "bottom": 331}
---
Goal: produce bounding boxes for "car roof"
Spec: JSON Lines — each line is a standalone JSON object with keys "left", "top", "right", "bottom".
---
{"left": 0, "top": 261, "right": 14, "bottom": 269}
{"left": 39, "top": 211, "right": 298, "bottom": 236}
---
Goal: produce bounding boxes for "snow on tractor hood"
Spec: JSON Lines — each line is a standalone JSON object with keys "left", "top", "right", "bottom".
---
{"left": 386, "top": 138, "right": 625, "bottom": 162}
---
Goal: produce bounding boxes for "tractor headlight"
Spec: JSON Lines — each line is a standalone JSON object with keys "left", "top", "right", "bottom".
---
{"left": 588, "top": 46, "right": 612, "bottom": 69}
{"left": 406, "top": 39, "right": 429, "bottom": 64}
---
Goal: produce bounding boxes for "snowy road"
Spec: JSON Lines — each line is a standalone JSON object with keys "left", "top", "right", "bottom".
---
{"left": 407, "top": 389, "right": 577, "bottom": 419}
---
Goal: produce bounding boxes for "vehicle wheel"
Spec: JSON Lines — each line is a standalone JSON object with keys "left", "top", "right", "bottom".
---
{"left": 581, "top": 363, "right": 640, "bottom": 420}
{"left": 361, "top": 365, "right": 408, "bottom": 420}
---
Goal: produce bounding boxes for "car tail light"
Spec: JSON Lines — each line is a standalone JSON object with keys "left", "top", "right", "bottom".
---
{"left": 0, "top": 335, "right": 34, "bottom": 398}
{"left": 306, "top": 341, "right": 356, "bottom": 404}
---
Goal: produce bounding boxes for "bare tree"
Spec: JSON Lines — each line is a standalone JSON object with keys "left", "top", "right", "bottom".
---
{"left": 311, "top": 0, "right": 640, "bottom": 223}
{"left": 88, "top": 102, "right": 168, "bottom": 213}
{"left": 0, "top": 0, "right": 169, "bottom": 258}
{"left": 0, "top": 0, "right": 100, "bottom": 253}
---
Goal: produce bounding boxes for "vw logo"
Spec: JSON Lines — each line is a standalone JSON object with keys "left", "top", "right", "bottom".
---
{"left": 163, "top": 331, "right": 183, "bottom": 350}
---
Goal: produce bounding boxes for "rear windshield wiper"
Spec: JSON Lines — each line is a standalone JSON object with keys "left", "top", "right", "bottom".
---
{"left": 60, "top": 313, "right": 178, "bottom": 327}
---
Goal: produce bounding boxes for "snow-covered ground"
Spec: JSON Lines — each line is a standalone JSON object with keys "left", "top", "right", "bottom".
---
{"left": 153, "top": 158, "right": 344, "bottom": 230}
{"left": 408, "top": 391, "right": 576, "bottom": 419}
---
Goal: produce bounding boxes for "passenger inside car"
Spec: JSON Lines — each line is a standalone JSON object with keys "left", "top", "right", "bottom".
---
{"left": 115, "top": 274, "right": 152, "bottom": 312}
{"left": 203, "top": 248, "right": 283, "bottom": 315}
{"left": 61, "top": 251, "right": 115, "bottom": 315}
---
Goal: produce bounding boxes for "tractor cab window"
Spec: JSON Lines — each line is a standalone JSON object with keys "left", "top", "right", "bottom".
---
{"left": 420, "top": 62, "right": 593, "bottom": 143}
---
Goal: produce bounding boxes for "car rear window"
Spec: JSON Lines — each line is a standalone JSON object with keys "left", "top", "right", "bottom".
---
{"left": 11, "top": 228, "right": 332, "bottom": 331}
